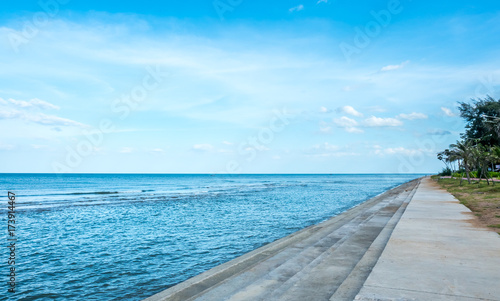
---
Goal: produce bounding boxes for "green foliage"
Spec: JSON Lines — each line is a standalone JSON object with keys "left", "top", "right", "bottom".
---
{"left": 437, "top": 97, "right": 500, "bottom": 182}
{"left": 438, "top": 167, "right": 452, "bottom": 176}
{"left": 458, "top": 96, "right": 500, "bottom": 146}
{"left": 452, "top": 171, "right": 499, "bottom": 179}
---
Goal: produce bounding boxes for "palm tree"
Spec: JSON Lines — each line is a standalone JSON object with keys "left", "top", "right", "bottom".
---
{"left": 437, "top": 148, "right": 457, "bottom": 178}
{"left": 449, "top": 140, "right": 474, "bottom": 184}
{"left": 488, "top": 146, "right": 500, "bottom": 185}
{"left": 492, "top": 146, "right": 500, "bottom": 172}
{"left": 482, "top": 114, "right": 500, "bottom": 141}
{"left": 471, "top": 144, "right": 489, "bottom": 185}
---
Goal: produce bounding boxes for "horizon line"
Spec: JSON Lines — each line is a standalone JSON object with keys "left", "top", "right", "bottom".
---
{"left": 0, "top": 172, "right": 432, "bottom": 175}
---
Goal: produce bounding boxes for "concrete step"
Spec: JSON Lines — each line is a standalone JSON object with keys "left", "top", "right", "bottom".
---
{"left": 143, "top": 179, "right": 421, "bottom": 301}
{"left": 328, "top": 181, "right": 419, "bottom": 301}
{"left": 191, "top": 181, "right": 419, "bottom": 301}
{"left": 266, "top": 183, "right": 419, "bottom": 301}
{"left": 207, "top": 194, "right": 400, "bottom": 300}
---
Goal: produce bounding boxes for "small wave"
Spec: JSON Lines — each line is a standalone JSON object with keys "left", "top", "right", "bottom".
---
{"left": 69, "top": 191, "right": 120, "bottom": 195}
{"left": 23, "top": 191, "right": 129, "bottom": 197}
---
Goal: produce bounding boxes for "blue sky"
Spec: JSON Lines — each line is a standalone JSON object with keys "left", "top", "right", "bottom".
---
{"left": 0, "top": 0, "right": 499, "bottom": 173}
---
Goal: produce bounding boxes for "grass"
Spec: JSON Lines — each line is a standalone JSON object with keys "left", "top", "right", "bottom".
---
{"left": 433, "top": 176, "right": 500, "bottom": 234}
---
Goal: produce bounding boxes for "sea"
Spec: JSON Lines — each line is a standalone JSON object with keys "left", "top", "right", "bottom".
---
{"left": 0, "top": 173, "right": 423, "bottom": 300}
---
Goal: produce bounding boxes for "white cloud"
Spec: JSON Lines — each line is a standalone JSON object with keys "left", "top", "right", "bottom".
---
{"left": 346, "top": 127, "right": 364, "bottom": 133}
{"left": 441, "top": 107, "right": 456, "bottom": 117}
{"left": 0, "top": 108, "right": 85, "bottom": 127}
{"left": 150, "top": 148, "right": 165, "bottom": 153}
{"left": 307, "top": 143, "right": 337, "bottom": 155}
{"left": 364, "top": 116, "right": 403, "bottom": 127}
{"left": 222, "top": 141, "right": 233, "bottom": 145}
{"left": 314, "top": 142, "right": 340, "bottom": 152}
{"left": 333, "top": 116, "right": 363, "bottom": 133}
{"left": 319, "top": 106, "right": 330, "bottom": 113}
{"left": 1, "top": 98, "right": 59, "bottom": 110}
{"left": 0, "top": 108, "right": 22, "bottom": 119}
{"left": 375, "top": 147, "right": 422, "bottom": 156}
{"left": 381, "top": 60, "right": 410, "bottom": 72}
{"left": 289, "top": 4, "right": 304, "bottom": 12}
{"left": 427, "top": 129, "right": 451, "bottom": 136}
{"left": 317, "top": 0, "right": 328, "bottom": 3}
{"left": 27, "top": 113, "right": 87, "bottom": 127}
{"left": 334, "top": 116, "right": 357, "bottom": 127}
{"left": 339, "top": 105, "right": 363, "bottom": 117}
{"left": 397, "top": 112, "right": 428, "bottom": 120}
{"left": 192, "top": 144, "right": 214, "bottom": 152}
{"left": 0, "top": 97, "right": 84, "bottom": 127}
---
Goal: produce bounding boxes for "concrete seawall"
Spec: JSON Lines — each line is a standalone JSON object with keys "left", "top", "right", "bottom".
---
{"left": 144, "top": 178, "right": 421, "bottom": 301}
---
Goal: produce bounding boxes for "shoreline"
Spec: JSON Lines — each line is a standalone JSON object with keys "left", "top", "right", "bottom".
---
{"left": 144, "top": 178, "right": 422, "bottom": 301}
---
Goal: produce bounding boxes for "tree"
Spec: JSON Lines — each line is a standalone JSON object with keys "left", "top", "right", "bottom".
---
{"left": 436, "top": 96, "right": 500, "bottom": 182}
{"left": 437, "top": 148, "right": 456, "bottom": 176}
{"left": 471, "top": 144, "right": 491, "bottom": 185}
{"left": 482, "top": 115, "right": 500, "bottom": 141}
{"left": 449, "top": 140, "right": 474, "bottom": 184}
{"left": 485, "top": 146, "right": 499, "bottom": 186}
{"left": 492, "top": 146, "right": 500, "bottom": 171}
{"left": 458, "top": 96, "right": 500, "bottom": 146}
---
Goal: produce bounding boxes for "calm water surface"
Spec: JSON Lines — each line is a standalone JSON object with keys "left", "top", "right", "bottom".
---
{"left": 0, "top": 174, "right": 423, "bottom": 300}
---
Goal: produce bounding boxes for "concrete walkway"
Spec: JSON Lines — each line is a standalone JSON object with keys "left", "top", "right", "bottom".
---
{"left": 355, "top": 177, "right": 500, "bottom": 301}
{"left": 144, "top": 177, "right": 500, "bottom": 301}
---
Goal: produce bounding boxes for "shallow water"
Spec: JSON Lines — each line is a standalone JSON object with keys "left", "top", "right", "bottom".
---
{"left": 0, "top": 173, "right": 423, "bottom": 300}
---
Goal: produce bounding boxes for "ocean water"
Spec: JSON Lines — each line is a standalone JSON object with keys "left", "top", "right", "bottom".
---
{"left": 0, "top": 173, "right": 423, "bottom": 300}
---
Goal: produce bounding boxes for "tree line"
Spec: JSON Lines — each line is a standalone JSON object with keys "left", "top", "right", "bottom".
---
{"left": 437, "top": 96, "right": 500, "bottom": 185}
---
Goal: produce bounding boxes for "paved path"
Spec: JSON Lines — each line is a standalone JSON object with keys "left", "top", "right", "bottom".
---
{"left": 144, "top": 177, "right": 500, "bottom": 301}
{"left": 355, "top": 177, "right": 500, "bottom": 301}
